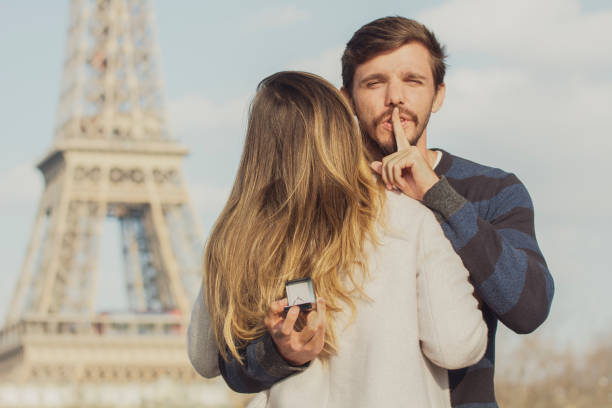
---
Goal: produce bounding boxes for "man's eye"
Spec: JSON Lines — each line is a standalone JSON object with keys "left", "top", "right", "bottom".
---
{"left": 367, "top": 81, "right": 380, "bottom": 87}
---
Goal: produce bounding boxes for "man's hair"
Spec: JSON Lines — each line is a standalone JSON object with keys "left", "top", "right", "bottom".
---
{"left": 342, "top": 16, "right": 447, "bottom": 95}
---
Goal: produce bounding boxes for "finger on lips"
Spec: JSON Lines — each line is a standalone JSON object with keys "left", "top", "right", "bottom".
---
{"left": 392, "top": 107, "right": 410, "bottom": 151}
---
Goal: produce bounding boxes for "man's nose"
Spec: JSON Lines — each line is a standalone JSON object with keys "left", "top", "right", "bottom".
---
{"left": 385, "top": 81, "right": 404, "bottom": 106}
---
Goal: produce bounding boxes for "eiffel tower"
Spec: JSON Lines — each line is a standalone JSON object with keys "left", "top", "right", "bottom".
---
{"left": 0, "top": 1, "right": 242, "bottom": 406}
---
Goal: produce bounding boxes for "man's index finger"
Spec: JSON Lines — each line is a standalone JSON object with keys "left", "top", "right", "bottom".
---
{"left": 392, "top": 106, "right": 410, "bottom": 151}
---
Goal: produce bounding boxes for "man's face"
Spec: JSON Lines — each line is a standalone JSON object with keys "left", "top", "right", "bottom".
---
{"left": 347, "top": 42, "right": 445, "bottom": 155}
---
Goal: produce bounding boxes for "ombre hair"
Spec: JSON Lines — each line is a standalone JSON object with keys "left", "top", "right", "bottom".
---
{"left": 204, "top": 71, "right": 384, "bottom": 363}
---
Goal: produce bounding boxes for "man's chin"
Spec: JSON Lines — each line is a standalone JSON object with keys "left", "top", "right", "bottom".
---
{"left": 380, "top": 144, "right": 396, "bottom": 156}
{"left": 363, "top": 129, "right": 418, "bottom": 157}
{"left": 378, "top": 131, "right": 419, "bottom": 153}
{"left": 365, "top": 138, "right": 397, "bottom": 158}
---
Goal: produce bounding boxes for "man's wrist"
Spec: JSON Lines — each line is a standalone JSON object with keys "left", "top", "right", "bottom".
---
{"left": 419, "top": 173, "right": 440, "bottom": 200}
{"left": 422, "top": 176, "right": 467, "bottom": 221}
{"left": 259, "top": 333, "right": 309, "bottom": 377}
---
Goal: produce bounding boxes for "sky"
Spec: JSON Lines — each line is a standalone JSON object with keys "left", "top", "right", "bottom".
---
{"left": 0, "top": 0, "right": 611, "bottom": 359}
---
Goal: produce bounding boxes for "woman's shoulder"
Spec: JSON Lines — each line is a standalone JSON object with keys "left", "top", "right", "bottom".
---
{"left": 381, "top": 190, "right": 436, "bottom": 240}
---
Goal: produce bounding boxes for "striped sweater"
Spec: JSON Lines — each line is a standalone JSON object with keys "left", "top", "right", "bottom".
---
{"left": 204, "top": 150, "right": 555, "bottom": 408}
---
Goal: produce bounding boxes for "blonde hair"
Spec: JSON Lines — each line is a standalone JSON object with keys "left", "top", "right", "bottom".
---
{"left": 204, "top": 71, "right": 383, "bottom": 362}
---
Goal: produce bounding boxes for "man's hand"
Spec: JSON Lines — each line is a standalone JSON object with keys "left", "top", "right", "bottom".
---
{"left": 370, "top": 107, "right": 439, "bottom": 200}
{"left": 264, "top": 298, "right": 326, "bottom": 366}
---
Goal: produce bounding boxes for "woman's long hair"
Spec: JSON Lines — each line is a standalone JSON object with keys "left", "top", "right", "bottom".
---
{"left": 204, "top": 71, "right": 383, "bottom": 362}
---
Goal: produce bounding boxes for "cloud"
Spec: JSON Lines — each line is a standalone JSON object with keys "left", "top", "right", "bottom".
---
{"left": 418, "top": 0, "right": 612, "bottom": 69}
{"left": 245, "top": 5, "right": 310, "bottom": 31}
{"left": 287, "top": 46, "right": 344, "bottom": 87}
{"left": 167, "top": 93, "right": 251, "bottom": 137}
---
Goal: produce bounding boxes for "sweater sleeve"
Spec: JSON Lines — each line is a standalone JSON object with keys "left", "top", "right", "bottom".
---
{"left": 188, "top": 285, "right": 308, "bottom": 391}
{"left": 187, "top": 285, "right": 221, "bottom": 378}
{"left": 422, "top": 176, "right": 555, "bottom": 334}
{"left": 416, "top": 209, "right": 488, "bottom": 369}
{"left": 218, "top": 332, "right": 308, "bottom": 393}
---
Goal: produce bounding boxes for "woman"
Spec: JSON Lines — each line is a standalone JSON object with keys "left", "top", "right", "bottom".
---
{"left": 188, "top": 71, "right": 487, "bottom": 407}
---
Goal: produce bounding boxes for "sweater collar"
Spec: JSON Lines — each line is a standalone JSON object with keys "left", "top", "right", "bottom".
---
{"left": 431, "top": 148, "right": 452, "bottom": 177}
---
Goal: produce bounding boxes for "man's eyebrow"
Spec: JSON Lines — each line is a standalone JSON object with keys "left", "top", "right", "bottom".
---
{"left": 359, "top": 73, "right": 387, "bottom": 85}
{"left": 404, "top": 72, "right": 428, "bottom": 81}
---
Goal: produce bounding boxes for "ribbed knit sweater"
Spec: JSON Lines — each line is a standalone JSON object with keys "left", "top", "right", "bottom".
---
{"left": 188, "top": 150, "right": 554, "bottom": 408}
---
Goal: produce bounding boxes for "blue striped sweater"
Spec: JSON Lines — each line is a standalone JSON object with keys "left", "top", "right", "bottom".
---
{"left": 214, "top": 150, "right": 554, "bottom": 408}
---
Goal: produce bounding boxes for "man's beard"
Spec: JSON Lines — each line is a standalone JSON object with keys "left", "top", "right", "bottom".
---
{"left": 358, "top": 107, "right": 424, "bottom": 156}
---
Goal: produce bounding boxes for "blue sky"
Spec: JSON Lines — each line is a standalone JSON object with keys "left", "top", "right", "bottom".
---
{"left": 1, "top": 0, "right": 611, "bottom": 358}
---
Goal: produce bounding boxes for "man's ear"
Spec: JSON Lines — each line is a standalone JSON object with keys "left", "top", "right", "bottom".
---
{"left": 432, "top": 83, "right": 446, "bottom": 113}
{"left": 340, "top": 86, "right": 356, "bottom": 113}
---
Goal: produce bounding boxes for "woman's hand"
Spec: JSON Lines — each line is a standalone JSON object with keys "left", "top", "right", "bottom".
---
{"left": 264, "top": 298, "right": 326, "bottom": 366}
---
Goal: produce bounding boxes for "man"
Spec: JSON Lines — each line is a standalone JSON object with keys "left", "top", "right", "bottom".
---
{"left": 188, "top": 16, "right": 554, "bottom": 407}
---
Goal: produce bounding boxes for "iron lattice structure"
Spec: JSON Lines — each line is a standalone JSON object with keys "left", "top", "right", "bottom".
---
{"left": 7, "top": 0, "right": 204, "bottom": 322}
{"left": 0, "top": 4, "right": 237, "bottom": 403}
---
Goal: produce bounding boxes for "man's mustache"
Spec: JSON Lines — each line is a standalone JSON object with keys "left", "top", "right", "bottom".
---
{"left": 374, "top": 107, "right": 418, "bottom": 128}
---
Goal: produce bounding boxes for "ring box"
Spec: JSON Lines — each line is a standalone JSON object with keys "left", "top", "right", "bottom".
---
{"left": 283, "top": 277, "right": 316, "bottom": 315}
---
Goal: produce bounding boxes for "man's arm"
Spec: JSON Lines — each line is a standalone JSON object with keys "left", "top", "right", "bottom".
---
{"left": 371, "top": 109, "right": 553, "bottom": 333}
{"left": 218, "top": 332, "right": 308, "bottom": 393}
{"left": 216, "top": 298, "right": 326, "bottom": 393}
{"left": 422, "top": 176, "right": 554, "bottom": 333}
{"left": 188, "top": 289, "right": 306, "bottom": 391}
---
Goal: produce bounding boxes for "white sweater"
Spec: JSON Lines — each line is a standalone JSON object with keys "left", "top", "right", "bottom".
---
{"left": 188, "top": 192, "right": 488, "bottom": 408}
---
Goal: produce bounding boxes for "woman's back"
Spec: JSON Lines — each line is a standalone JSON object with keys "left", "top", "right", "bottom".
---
{"left": 256, "top": 191, "right": 487, "bottom": 407}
